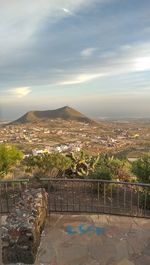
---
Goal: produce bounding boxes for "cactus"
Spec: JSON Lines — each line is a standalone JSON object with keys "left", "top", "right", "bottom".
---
{"left": 67, "top": 151, "right": 99, "bottom": 178}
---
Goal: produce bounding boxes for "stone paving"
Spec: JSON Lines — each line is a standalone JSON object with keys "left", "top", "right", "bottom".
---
{"left": 35, "top": 214, "right": 150, "bottom": 265}
{"left": 1, "top": 214, "right": 150, "bottom": 265}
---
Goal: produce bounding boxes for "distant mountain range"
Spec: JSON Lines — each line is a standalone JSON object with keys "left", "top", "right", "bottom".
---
{"left": 11, "top": 106, "right": 95, "bottom": 124}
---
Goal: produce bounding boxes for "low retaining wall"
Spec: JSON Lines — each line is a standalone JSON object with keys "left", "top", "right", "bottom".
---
{"left": 1, "top": 188, "right": 48, "bottom": 264}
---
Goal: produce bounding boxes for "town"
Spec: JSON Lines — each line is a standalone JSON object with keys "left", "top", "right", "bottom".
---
{"left": 0, "top": 118, "right": 150, "bottom": 158}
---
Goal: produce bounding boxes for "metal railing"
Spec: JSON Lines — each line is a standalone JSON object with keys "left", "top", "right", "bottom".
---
{"left": 0, "top": 178, "right": 150, "bottom": 218}
{"left": 0, "top": 179, "right": 29, "bottom": 214}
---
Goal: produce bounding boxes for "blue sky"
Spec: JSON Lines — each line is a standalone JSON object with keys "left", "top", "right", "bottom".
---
{"left": 0, "top": 0, "right": 150, "bottom": 120}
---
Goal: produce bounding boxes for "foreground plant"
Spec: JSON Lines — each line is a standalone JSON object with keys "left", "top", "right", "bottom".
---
{"left": 0, "top": 144, "right": 23, "bottom": 179}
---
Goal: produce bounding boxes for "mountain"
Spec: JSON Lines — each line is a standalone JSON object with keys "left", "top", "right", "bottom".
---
{"left": 11, "top": 106, "right": 95, "bottom": 124}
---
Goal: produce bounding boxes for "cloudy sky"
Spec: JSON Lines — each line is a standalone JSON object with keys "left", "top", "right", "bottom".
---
{"left": 0, "top": 0, "right": 150, "bottom": 120}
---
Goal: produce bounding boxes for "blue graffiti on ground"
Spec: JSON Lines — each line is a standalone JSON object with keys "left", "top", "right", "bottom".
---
{"left": 66, "top": 224, "right": 105, "bottom": 235}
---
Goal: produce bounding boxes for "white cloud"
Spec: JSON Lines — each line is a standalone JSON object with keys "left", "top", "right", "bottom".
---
{"left": 134, "top": 56, "right": 150, "bottom": 72}
{"left": 58, "top": 73, "right": 105, "bottom": 85}
{"left": 96, "top": 42, "right": 150, "bottom": 77}
{"left": 59, "top": 42, "right": 150, "bottom": 86}
{"left": 0, "top": 0, "right": 99, "bottom": 55}
{"left": 81, "top": 48, "right": 96, "bottom": 57}
{"left": 10, "top": 87, "right": 31, "bottom": 98}
{"left": 62, "top": 8, "right": 73, "bottom": 15}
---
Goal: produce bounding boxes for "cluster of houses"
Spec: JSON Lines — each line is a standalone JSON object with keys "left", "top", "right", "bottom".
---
{"left": 32, "top": 142, "right": 82, "bottom": 156}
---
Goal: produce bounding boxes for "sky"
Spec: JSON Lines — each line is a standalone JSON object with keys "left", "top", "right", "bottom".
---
{"left": 0, "top": 0, "right": 150, "bottom": 120}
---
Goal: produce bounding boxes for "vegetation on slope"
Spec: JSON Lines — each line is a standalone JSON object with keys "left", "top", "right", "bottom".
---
{"left": 0, "top": 144, "right": 150, "bottom": 185}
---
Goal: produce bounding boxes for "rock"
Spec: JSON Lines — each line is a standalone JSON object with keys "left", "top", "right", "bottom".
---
{"left": 1, "top": 188, "right": 48, "bottom": 264}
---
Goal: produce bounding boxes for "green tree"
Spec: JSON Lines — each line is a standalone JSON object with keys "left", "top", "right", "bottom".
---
{"left": 89, "top": 154, "right": 135, "bottom": 182}
{"left": 24, "top": 153, "right": 72, "bottom": 178}
{"left": 132, "top": 155, "right": 150, "bottom": 183}
{"left": 107, "top": 156, "right": 135, "bottom": 182}
{"left": 48, "top": 153, "right": 72, "bottom": 177}
{"left": 132, "top": 155, "right": 150, "bottom": 210}
{"left": 0, "top": 144, "right": 23, "bottom": 178}
{"left": 89, "top": 166, "right": 113, "bottom": 180}
{"left": 89, "top": 154, "right": 113, "bottom": 180}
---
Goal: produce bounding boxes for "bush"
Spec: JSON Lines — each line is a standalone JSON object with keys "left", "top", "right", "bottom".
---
{"left": 132, "top": 155, "right": 150, "bottom": 184}
{"left": 0, "top": 144, "right": 23, "bottom": 179}
{"left": 88, "top": 166, "right": 112, "bottom": 180}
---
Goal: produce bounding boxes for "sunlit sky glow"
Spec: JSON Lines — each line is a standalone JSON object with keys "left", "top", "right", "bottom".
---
{"left": 0, "top": 0, "right": 150, "bottom": 120}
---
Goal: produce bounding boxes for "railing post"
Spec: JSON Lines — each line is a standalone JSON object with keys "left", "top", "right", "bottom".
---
{"left": 144, "top": 191, "right": 147, "bottom": 217}
{"left": 110, "top": 184, "right": 113, "bottom": 213}
{"left": 48, "top": 180, "right": 50, "bottom": 215}
{"left": 103, "top": 183, "right": 106, "bottom": 213}
{"left": 137, "top": 189, "right": 140, "bottom": 216}
{"left": 97, "top": 182, "right": 100, "bottom": 201}
{"left": 123, "top": 185, "right": 126, "bottom": 211}
{"left": 130, "top": 188, "right": 133, "bottom": 214}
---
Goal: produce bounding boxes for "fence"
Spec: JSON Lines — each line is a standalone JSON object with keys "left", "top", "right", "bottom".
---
{"left": 0, "top": 178, "right": 150, "bottom": 218}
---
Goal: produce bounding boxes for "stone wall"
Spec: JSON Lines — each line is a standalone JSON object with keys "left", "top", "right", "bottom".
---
{"left": 1, "top": 188, "right": 48, "bottom": 264}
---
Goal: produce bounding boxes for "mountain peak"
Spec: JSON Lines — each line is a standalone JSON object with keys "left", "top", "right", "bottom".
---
{"left": 11, "top": 106, "right": 95, "bottom": 124}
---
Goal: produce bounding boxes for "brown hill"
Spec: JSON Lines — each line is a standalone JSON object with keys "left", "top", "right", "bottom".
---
{"left": 11, "top": 106, "right": 95, "bottom": 124}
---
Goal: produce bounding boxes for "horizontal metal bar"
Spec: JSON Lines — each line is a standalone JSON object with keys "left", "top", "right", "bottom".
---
{"left": 0, "top": 179, "right": 29, "bottom": 183}
{"left": 0, "top": 178, "right": 149, "bottom": 188}
{"left": 39, "top": 178, "right": 150, "bottom": 188}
